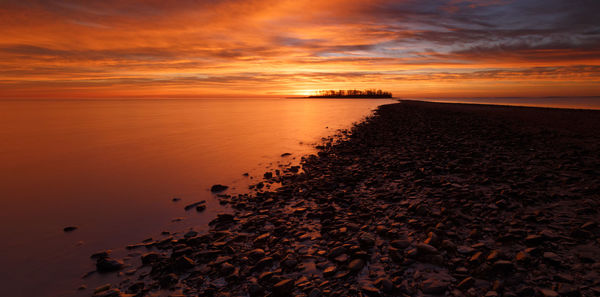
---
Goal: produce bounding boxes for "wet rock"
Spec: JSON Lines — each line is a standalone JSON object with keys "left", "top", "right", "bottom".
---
{"left": 416, "top": 243, "right": 439, "bottom": 254}
{"left": 94, "top": 284, "right": 111, "bottom": 294}
{"left": 221, "top": 262, "right": 235, "bottom": 275}
{"left": 211, "top": 184, "right": 228, "bottom": 193}
{"left": 391, "top": 239, "right": 411, "bottom": 249}
{"left": 248, "top": 248, "right": 266, "bottom": 261}
{"left": 91, "top": 250, "right": 111, "bottom": 259}
{"left": 184, "top": 201, "right": 206, "bottom": 210}
{"left": 63, "top": 226, "right": 78, "bottom": 232}
{"left": 538, "top": 288, "right": 559, "bottom": 297}
{"left": 96, "top": 257, "right": 123, "bottom": 273}
{"left": 141, "top": 252, "right": 162, "bottom": 265}
{"left": 543, "top": 252, "right": 561, "bottom": 265}
{"left": 374, "top": 277, "right": 394, "bottom": 293}
{"left": 524, "top": 234, "right": 544, "bottom": 245}
{"left": 348, "top": 258, "right": 365, "bottom": 272}
{"left": 272, "top": 278, "right": 294, "bottom": 296}
{"left": 323, "top": 266, "right": 337, "bottom": 277}
{"left": 308, "top": 288, "right": 322, "bottom": 297}
{"left": 421, "top": 278, "right": 449, "bottom": 294}
{"left": 329, "top": 246, "right": 347, "bottom": 258}
{"left": 457, "top": 277, "right": 475, "bottom": 289}
{"left": 159, "top": 273, "right": 178, "bottom": 288}
{"left": 184, "top": 230, "right": 198, "bottom": 238}
{"left": 361, "top": 284, "right": 381, "bottom": 297}
{"left": 174, "top": 256, "right": 195, "bottom": 270}
{"left": 492, "top": 260, "right": 514, "bottom": 272}
{"left": 359, "top": 233, "right": 376, "bottom": 249}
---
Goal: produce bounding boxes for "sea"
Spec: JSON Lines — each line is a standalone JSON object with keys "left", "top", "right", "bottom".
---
{"left": 0, "top": 98, "right": 394, "bottom": 297}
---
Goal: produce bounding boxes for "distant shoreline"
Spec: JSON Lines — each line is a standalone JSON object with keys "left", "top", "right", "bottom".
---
{"left": 307, "top": 95, "right": 393, "bottom": 99}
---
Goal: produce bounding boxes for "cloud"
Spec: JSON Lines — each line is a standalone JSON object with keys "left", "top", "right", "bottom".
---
{"left": 0, "top": 0, "right": 598, "bottom": 97}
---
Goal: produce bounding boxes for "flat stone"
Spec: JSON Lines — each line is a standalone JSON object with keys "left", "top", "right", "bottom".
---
{"left": 210, "top": 184, "right": 228, "bottom": 192}
{"left": 96, "top": 257, "right": 123, "bottom": 273}
{"left": 421, "top": 278, "right": 448, "bottom": 294}
{"left": 348, "top": 258, "right": 365, "bottom": 272}
{"left": 416, "top": 243, "right": 439, "bottom": 254}
{"left": 272, "top": 279, "right": 294, "bottom": 296}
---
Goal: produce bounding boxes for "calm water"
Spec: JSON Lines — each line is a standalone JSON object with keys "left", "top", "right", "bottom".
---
{"left": 419, "top": 96, "right": 600, "bottom": 110}
{"left": 0, "top": 98, "right": 394, "bottom": 297}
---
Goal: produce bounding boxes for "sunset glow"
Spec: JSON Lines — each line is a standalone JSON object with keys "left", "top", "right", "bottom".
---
{"left": 1, "top": 0, "right": 599, "bottom": 98}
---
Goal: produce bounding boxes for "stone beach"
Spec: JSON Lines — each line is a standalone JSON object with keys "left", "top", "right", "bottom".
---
{"left": 90, "top": 101, "right": 600, "bottom": 297}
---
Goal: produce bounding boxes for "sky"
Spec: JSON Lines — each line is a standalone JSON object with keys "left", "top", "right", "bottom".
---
{"left": 0, "top": 0, "right": 599, "bottom": 98}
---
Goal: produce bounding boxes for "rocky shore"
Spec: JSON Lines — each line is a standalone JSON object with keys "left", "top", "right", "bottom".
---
{"left": 92, "top": 101, "right": 600, "bottom": 297}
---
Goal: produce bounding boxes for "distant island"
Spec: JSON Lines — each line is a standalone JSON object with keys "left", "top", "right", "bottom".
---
{"left": 308, "top": 89, "right": 392, "bottom": 98}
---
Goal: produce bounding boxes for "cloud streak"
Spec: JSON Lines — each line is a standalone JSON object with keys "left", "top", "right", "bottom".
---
{"left": 0, "top": 0, "right": 598, "bottom": 97}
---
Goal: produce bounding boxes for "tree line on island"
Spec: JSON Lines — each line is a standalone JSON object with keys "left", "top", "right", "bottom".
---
{"left": 308, "top": 89, "right": 393, "bottom": 98}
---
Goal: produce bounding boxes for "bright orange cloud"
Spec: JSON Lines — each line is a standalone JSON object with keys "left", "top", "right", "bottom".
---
{"left": 0, "top": 0, "right": 599, "bottom": 98}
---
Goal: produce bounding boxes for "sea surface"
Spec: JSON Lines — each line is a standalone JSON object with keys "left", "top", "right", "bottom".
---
{"left": 418, "top": 96, "right": 600, "bottom": 110}
{"left": 0, "top": 98, "right": 394, "bottom": 297}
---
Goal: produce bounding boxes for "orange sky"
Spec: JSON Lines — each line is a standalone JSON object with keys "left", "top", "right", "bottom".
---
{"left": 0, "top": 0, "right": 599, "bottom": 98}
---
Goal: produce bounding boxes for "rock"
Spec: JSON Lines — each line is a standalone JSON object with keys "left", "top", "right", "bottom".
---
{"left": 253, "top": 233, "right": 271, "bottom": 246}
{"left": 457, "top": 246, "right": 476, "bottom": 254}
{"left": 329, "top": 246, "right": 347, "bottom": 258}
{"left": 421, "top": 278, "right": 448, "bottom": 294}
{"left": 323, "top": 266, "right": 337, "bottom": 277}
{"left": 264, "top": 172, "right": 273, "bottom": 179}
{"left": 174, "top": 256, "right": 195, "bottom": 270}
{"left": 211, "top": 184, "right": 228, "bottom": 192}
{"left": 441, "top": 239, "right": 456, "bottom": 251}
{"left": 487, "top": 250, "right": 500, "bottom": 261}
{"left": 515, "top": 251, "right": 529, "bottom": 263}
{"left": 524, "top": 235, "right": 543, "bottom": 245}
{"left": 374, "top": 277, "right": 394, "bottom": 293}
{"left": 184, "top": 201, "right": 205, "bottom": 210}
{"left": 63, "top": 226, "right": 78, "bottom": 232}
{"left": 159, "top": 273, "right": 178, "bottom": 288}
{"left": 308, "top": 288, "right": 322, "bottom": 297}
{"left": 248, "top": 249, "right": 266, "bottom": 261}
{"left": 334, "top": 254, "right": 348, "bottom": 263}
{"left": 391, "top": 239, "right": 411, "bottom": 249}
{"left": 543, "top": 252, "right": 561, "bottom": 265}
{"left": 258, "top": 271, "right": 274, "bottom": 283}
{"left": 91, "top": 250, "right": 111, "bottom": 259}
{"left": 416, "top": 243, "right": 439, "bottom": 254}
{"left": 281, "top": 153, "right": 292, "bottom": 157}
{"left": 172, "top": 197, "right": 181, "bottom": 202}
{"left": 361, "top": 284, "right": 381, "bottom": 297}
{"left": 538, "top": 288, "right": 559, "bottom": 297}
{"left": 359, "top": 233, "right": 376, "bottom": 248}
{"left": 94, "top": 284, "right": 111, "bottom": 294}
{"left": 184, "top": 230, "right": 198, "bottom": 238}
{"left": 221, "top": 262, "right": 235, "bottom": 274}
{"left": 272, "top": 278, "right": 294, "bottom": 296}
{"left": 348, "top": 258, "right": 365, "bottom": 272}
{"left": 94, "top": 289, "right": 122, "bottom": 297}
{"left": 96, "top": 257, "right": 123, "bottom": 273}
{"left": 492, "top": 260, "right": 514, "bottom": 272}
{"left": 457, "top": 277, "right": 475, "bottom": 289}
{"left": 141, "top": 252, "right": 162, "bottom": 265}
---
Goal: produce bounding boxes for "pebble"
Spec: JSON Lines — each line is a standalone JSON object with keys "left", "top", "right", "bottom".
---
{"left": 210, "top": 184, "right": 228, "bottom": 192}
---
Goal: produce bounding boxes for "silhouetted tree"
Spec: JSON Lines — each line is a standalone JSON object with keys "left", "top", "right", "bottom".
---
{"left": 309, "top": 89, "right": 392, "bottom": 98}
